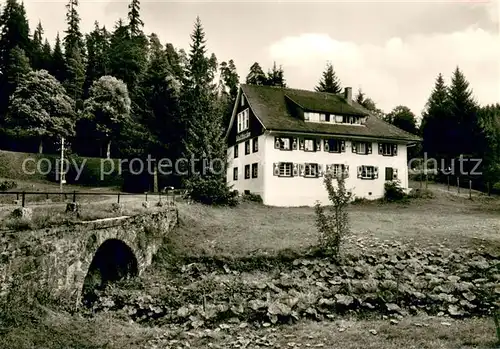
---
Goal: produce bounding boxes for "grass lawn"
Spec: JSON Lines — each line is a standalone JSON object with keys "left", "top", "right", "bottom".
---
{"left": 171, "top": 181, "right": 500, "bottom": 258}
{"left": 1, "top": 311, "right": 497, "bottom": 349}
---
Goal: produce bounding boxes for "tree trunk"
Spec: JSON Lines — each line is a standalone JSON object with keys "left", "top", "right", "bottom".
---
{"left": 106, "top": 140, "right": 111, "bottom": 159}
{"left": 38, "top": 139, "right": 43, "bottom": 154}
{"left": 487, "top": 182, "right": 491, "bottom": 196}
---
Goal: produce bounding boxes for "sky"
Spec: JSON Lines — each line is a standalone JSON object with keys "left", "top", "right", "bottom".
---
{"left": 14, "top": 0, "right": 500, "bottom": 118}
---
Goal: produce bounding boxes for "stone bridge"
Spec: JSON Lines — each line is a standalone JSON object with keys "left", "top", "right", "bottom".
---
{"left": 0, "top": 208, "right": 178, "bottom": 307}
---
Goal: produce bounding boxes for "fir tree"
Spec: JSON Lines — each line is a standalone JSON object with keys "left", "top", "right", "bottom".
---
{"left": 315, "top": 61, "right": 341, "bottom": 93}
{"left": 84, "top": 21, "right": 110, "bottom": 97}
{"left": 31, "top": 21, "right": 44, "bottom": 70}
{"left": 0, "top": 0, "right": 32, "bottom": 118}
{"left": 265, "top": 61, "right": 286, "bottom": 87}
{"left": 40, "top": 39, "right": 52, "bottom": 71}
{"left": 180, "top": 17, "right": 233, "bottom": 205}
{"left": 63, "top": 0, "right": 85, "bottom": 106}
{"left": 138, "top": 33, "right": 182, "bottom": 170}
{"left": 127, "top": 0, "right": 144, "bottom": 37}
{"left": 420, "top": 73, "right": 452, "bottom": 161}
{"left": 245, "top": 62, "right": 267, "bottom": 85}
{"left": 63, "top": 0, "right": 84, "bottom": 58}
{"left": 448, "top": 66, "right": 480, "bottom": 158}
{"left": 50, "top": 33, "right": 66, "bottom": 82}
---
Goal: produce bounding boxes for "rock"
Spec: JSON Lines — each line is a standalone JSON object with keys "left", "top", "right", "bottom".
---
{"left": 390, "top": 319, "right": 399, "bottom": 325}
{"left": 111, "top": 203, "right": 124, "bottom": 213}
{"left": 10, "top": 207, "right": 33, "bottom": 220}
{"left": 142, "top": 201, "right": 150, "bottom": 209}
{"left": 369, "top": 329, "right": 377, "bottom": 335}
{"left": 65, "top": 202, "right": 79, "bottom": 213}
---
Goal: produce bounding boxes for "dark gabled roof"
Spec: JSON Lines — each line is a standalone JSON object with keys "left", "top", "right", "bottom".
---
{"left": 240, "top": 84, "right": 422, "bottom": 142}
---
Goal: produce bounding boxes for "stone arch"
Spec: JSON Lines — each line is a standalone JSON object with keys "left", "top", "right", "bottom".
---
{"left": 81, "top": 238, "right": 138, "bottom": 306}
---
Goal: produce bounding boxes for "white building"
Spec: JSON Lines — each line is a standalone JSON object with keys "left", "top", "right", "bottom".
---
{"left": 225, "top": 84, "right": 421, "bottom": 207}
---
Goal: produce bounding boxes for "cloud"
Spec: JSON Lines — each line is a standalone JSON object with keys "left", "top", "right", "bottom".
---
{"left": 268, "top": 26, "right": 500, "bottom": 116}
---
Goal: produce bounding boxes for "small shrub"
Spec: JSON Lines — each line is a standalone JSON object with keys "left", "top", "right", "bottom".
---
{"left": 314, "top": 172, "right": 353, "bottom": 257}
{"left": 0, "top": 180, "right": 17, "bottom": 191}
{"left": 384, "top": 180, "right": 407, "bottom": 202}
{"left": 185, "top": 176, "right": 239, "bottom": 206}
{"left": 242, "top": 192, "right": 263, "bottom": 203}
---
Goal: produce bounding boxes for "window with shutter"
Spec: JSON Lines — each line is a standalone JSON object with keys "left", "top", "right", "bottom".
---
{"left": 252, "top": 163, "right": 258, "bottom": 178}
{"left": 385, "top": 167, "right": 394, "bottom": 180}
{"left": 393, "top": 168, "right": 398, "bottom": 179}
{"left": 380, "top": 143, "right": 396, "bottom": 156}
{"left": 275, "top": 137, "right": 293, "bottom": 150}
{"left": 234, "top": 144, "right": 239, "bottom": 158}
{"left": 252, "top": 138, "right": 258, "bottom": 152}
{"left": 304, "top": 139, "right": 315, "bottom": 151}
{"left": 359, "top": 165, "right": 376, "bottom": 179}
{"left": 304, "top": 163, "right": 318, "bottom": 177}
{"left": 245, "top": 140, "right": 250, "bottom": 155}
{"left": 233, "top": 167, "right": 238, "bottom": 180}
{"left": 244, "top": 164, "right": 250, "bottom": 179}
{"left": 326, "top": 139, "right": 341, "bottom": 153}
{"left": 278, "top": 162, "right": 293, "bottom": 177}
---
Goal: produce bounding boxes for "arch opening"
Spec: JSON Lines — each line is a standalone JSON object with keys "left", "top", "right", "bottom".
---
{"left": 82, "top": 238, "right": 138, "bottom": 307}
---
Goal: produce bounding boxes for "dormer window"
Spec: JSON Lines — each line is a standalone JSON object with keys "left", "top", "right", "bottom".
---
{"left": 237, "top": 108, "right": 249, "bottom": 133}
{"left": 304, "top": 112, "right": 310, "bottom": 120}
{"left": 241, "top": 94, "right": 244, "bottom": 106}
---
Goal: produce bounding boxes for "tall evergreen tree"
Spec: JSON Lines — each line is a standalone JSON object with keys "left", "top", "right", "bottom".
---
{"left": 63, "top": 0, "right": 84, "bottom": 57}
{"left": 138, "top": 33, "right": 181, "bottom": 164}
{"left": 84, "top": 21, "right": 110, "bottom": 97}
{"left": 31, "top": 21, "right": 44, "bottom": 70}
{"left": 180, "top": 16, "right": 232, "bottom": 205}
{"left": 265, "top": 61, "right": 286, "bottom": 87}
{"left": 40, "top": 39, "right": 52, "bottom": 71}
{"left": 165, "top": 43, "right": 183, "bottom": 79}
{"left": 63, "top": 0, "right": 85, "bottom": 107}
{"left": 108, "top": 17, "right": 147, "bottom": 98}
{"left": 315, "top": 61, "right": 341, "bottom": 93}
{"left": 245, "top": 62, "right": 267, "bottom": 85}
{"left": 0, "top": 0, "right": 32, "bottom": 118}
{"left": 420, "top": 73, "right": 452, "bottom": 161}
{"left": 477, "top": 104, "right": 500, "bottom": 192}
{"left": 448, "top": 66, "right": 480, "bottom": 158}
{"left": 50, "top": 33, "right": 66, "bottom": 82}
{"left": 127, "top": 0, "right": 144, "bottom": 37}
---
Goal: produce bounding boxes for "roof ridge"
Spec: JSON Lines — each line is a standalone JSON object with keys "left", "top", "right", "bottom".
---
{"left": 242, "top": 83, "right": 342, "bottom": 96}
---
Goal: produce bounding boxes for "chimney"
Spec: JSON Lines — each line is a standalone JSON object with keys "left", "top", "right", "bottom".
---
{"left": 344, "top": 87, "right": 352, "bottom": 105}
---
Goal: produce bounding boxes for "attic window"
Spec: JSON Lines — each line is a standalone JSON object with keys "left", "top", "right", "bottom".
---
{"left": 237, "top": 108, "right": 249, "bottom": 133}
{"left": 241, "top": 94, "right": 244, "bottom": 106}
{"left": 304, "top": 112, "right": 309, "bottom": 121}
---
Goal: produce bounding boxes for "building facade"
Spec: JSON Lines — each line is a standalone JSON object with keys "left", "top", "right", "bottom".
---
{"left": 225, "top": 84, "right": 421, "bottom": 207}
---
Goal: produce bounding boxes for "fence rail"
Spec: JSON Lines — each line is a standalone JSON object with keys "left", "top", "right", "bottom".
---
{"left": 0, "top": 189, "right": 186, "bottom": 207}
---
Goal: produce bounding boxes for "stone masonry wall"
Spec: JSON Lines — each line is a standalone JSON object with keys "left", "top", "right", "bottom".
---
{"left": 0, "top": 208, "right": 178, "bottom": 307}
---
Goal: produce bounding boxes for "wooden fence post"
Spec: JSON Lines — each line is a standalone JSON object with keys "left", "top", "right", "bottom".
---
{"left": 447, "top": 175, "right": 450, "bottom": 191}
{"left": 117, "top": 193, "right": 120, "bottom": 203}
{"left": 21, "top": 191, "right": 25, "bottom": 207}
{"left": 72, "top": 191, "right": 76, "bottom": 203}
{"left": 457, "top": 177, "right": 460, "bottom": 193}
{"left": 145, "top": 192, "right": 148, "bottom": 202}
{"left": 469, "top": 180, "right": 472, "bottom": 200}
